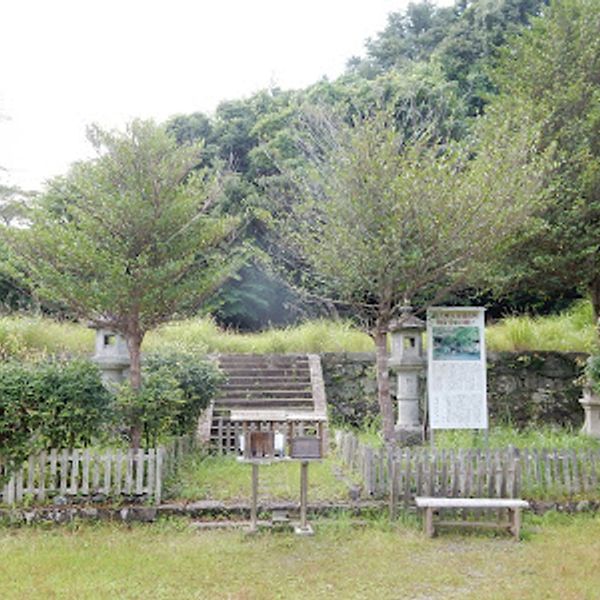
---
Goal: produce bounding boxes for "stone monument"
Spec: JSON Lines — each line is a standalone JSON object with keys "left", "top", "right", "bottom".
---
{"left": 389, "top": 306, "right": 425, "bottom": 444}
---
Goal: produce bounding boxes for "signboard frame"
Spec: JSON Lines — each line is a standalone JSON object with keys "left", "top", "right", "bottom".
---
{"left": 426, "top": 306, "right": 488, "bottom": 431}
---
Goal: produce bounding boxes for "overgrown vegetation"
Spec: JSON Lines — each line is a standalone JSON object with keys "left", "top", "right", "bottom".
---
{"left": 0, "top": 301, "right": 597, "bottom": 361}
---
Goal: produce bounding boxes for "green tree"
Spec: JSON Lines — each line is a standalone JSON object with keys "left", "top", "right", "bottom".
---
{"left": 7, "top": 120, "right": 242, "bottom": 447}
{"left": 282, "top": 109, "right": 544, "bottom": 441}
{"left": 485, "top": 0, "right": 600, "bottom": 329}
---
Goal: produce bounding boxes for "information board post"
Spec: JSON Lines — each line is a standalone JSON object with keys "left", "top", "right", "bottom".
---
{"left": 427, "top": 307, "right": 488, "bottom": 431}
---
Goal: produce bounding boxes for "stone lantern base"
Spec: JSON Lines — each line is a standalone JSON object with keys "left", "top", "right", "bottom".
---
{"left": 580, "top": 388, "right": 600, "bottom": 438}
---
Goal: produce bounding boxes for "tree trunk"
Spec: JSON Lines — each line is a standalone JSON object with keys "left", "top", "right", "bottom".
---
{"left": 374, "top": 327, "right": 395, "bottom": 444}
{"left": 126, "top": 330, "right": 144, "bottom": 451}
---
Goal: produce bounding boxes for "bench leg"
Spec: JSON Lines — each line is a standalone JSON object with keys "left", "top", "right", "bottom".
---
{"left": 509, "top": 508, "right": 521, "bottom": 541}
{"left": 424, "top": 507, "right": 435, "bottom": 538}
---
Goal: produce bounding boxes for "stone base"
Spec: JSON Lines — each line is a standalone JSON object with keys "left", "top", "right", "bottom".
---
{"left": 579, "top": 392, "right": 600, "bottom": 438}
{"left": 394, "top": 426, "right": 422, "bottom": 446}
{"left": 294, "top": 524, "right": 314, "bottom": 536}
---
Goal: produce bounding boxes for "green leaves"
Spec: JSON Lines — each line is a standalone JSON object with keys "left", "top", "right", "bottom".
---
{"left": 8, "top": 119, "right": 242, "bottom": 338}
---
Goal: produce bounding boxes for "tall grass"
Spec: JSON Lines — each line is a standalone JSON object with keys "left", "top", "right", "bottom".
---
{"left": 144, "top": 317, "right": 374, "bottom": 354}
{"left": 0, "top": 315, "right": 93, "bottom": 359}
{"left": 0, "top": 300, "right": 596, "bottom": 359}
{"left": 486, "top": 300, "right": 596, "bottom": 353}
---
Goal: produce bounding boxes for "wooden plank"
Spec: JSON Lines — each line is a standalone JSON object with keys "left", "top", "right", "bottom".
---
{"left": 580, "top": 451, "right": 589, "bottom": 493}
{"left": 476, "top": 450, "right": 484, "bottom": 498}
{"left": 217, "top": 418, "right": 224, "bottom": 455}
{"left": 91, "top": 452, "right": 100, "bottom": 493}
{"left": 114, "top": 450, "right": 123, "bottom": 496}
{"left": 135, "top": 449, "right": 145, "bottom": 495}
{"left": 588, "top": 450, "right": 598, "bottom": 491}
{"left": 27, "top": 454, "right": 35, "bottom": 496}
{"left": 82, "top": 449, "right": 90, "bottom": 495}
{"left": 38, "top": 451, "right": 47, "bottom": 501}
{"left": 415, "top": 497, "right": 529, "bottom": 509}
{"left": 520, "top": 448, "right": 529, "bottom": 492}
{"left": 485, "top": 449, "right": 493, "bottom": 498}
{"left": 415, "top": 451, "right": 423, "bottom": 498}
{"left": 427, "top": 450, "right": 435, "bottom": 497}
{"left": 60, "top": 449, "right": 69, "bottom": 496}
{"left": 552, "top": 449, "right": 560, "bottom": 493}
{"left": 6, "top": 473, "right": 16, "bottom": 505}
{"left": 15, "top": 468, "right": 24, "bottom": 503}
{"left": 388, "top": 447, "right": 397, "bottom": 521}
{"left": 571, "top": 450, "right": 580, "bottom": 495}
{"left": 70, "top": 449, "right": 79, "bottom": 495}
{"left": 103, "top": 451, "right": 112, "bottom": 495}
{"left": 543, "top": 450, "right": 552, "bottom": 492}
{"left": 125, "top": 450, "right": 134, "bottom": 495}
{"left": 147, "top": 449, "right": 155, "bottom": 496}
{"left": 403, "top": 448, "right": 412, "bottom": 508}
{"left": 440, "top": 449, "right": 448, "bottom": 497}
{"left": 562, "top": 451, "right": 571, "bottom": 495}
{"left": 451, "top": 449, "right": 459, "bottom": 498}
{"left": 50, "top": 449, "right": 58, "bottom": 491}
{"left": 155, "top": 448, "right": 163, "bottom": 504}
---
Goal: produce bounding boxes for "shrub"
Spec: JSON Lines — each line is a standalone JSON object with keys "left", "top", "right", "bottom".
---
{"left": 114, "top": 370, "right": 185, "bottom": 448}
{"left": 143, "top": 351, "right": 223, "bottom": 436}
{"left": 0, "top": 359, "right": 111, "bottom": 478}
{"left": 586, "top": 354, "right": 600, "bottom": 394}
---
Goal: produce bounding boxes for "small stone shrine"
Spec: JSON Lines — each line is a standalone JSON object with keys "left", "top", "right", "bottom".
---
{"left": 90, "top": 325, "right": 130, "bottom": 387}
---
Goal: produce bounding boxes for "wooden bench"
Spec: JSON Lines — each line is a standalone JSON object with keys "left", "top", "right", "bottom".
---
{"left": 415, "top": 497, "right": 529, "bottom": 540}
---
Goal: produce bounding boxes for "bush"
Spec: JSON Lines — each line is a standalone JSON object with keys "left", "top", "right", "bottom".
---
{"left": 114, "top": 351, "right": 223, "bottom": 447}
{"left": 143, "top": 350, "right": 223, "bottom": 436}
{"left": 114, "top": 370, "right": 185, "bottom": 448}
{"left": 586, "top": 354, "right": 600, "bottom": 394}
{"left": 0, "top": 359, "right": 111, "bottom": 477}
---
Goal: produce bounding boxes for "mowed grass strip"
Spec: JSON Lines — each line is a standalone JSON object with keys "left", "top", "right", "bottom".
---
{"left": 167, "top": 454, "right": 353, "bottom": 502}
{"left": 1, "top": 515, "right": 600, "bottom": 599}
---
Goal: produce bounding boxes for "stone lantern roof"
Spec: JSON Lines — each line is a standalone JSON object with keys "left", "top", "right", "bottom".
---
{"left": 389, "top": 305, "right": 425, "bottom": 332}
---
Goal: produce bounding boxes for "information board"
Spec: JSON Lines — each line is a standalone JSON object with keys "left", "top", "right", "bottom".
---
{"left": 427, "top": 307, "right": 487, "bottom": 430}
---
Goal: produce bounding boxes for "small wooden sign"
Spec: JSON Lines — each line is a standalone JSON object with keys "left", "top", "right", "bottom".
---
{"left": 290, "top": 436, "right": 322, "bottom": 459}
{"left": 246, "top": 431, "right": 275, "bottom": 459}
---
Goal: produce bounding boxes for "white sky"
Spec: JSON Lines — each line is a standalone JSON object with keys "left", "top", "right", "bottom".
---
{"left": 0, "top": 0, "right": 449, "bottom": 191}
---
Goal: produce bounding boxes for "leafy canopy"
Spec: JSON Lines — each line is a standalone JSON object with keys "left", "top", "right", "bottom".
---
{"left": 8, "top": 119, "right": 242, "bottom": 338}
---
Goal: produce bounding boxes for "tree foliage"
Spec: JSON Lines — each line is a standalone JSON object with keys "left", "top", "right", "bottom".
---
{"left": 484, "top": 0, "right": 600, "bottom": 325}
{"left": 7, "top": 120, "right": 242, "bottom": 446}
{"left": 282, "top": 108, "right": 544, "bottom": 440}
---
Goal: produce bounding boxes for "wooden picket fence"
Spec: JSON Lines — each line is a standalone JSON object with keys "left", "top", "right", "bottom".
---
{"left": 336, "top": 431, "right": 600, "bottom": 506}
{"left": 0, "top": 435, "right": 197, "bottom": 507}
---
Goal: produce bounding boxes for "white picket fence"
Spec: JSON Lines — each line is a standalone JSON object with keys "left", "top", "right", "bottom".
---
{"left": 0, "top": 436, "right": 196, "bottom": 506}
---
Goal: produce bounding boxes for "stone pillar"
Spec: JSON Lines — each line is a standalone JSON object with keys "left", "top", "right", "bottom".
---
{"left": 389, "top": 308, "right": 425, "bottom": 444}
{"left": 580, "top": 387, "right": 600, "bottom": 438}
{"left": 90, "top": 326, "right": 131, "bottom": 389}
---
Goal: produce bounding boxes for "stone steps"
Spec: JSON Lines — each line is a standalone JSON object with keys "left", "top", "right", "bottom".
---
{"left": 209, "top": 353, "right": 326, "bottom": 452}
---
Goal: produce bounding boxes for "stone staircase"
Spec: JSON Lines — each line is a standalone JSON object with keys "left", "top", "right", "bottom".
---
{"left": 203, "top": 354, "right": 327, "bottom": 453}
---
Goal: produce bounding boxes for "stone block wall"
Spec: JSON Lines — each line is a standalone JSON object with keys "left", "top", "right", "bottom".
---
{"left": 321, "top": 351, "right": 587, "bottom": 429}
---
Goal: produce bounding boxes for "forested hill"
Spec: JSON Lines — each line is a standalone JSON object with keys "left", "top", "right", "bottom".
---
{"left": 163, "top": 0, "right": 550, "bottom": 330}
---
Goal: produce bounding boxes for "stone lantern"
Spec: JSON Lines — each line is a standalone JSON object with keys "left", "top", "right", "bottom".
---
{"left": 389, "top": 306, "right": 425, "bottom": 443}
{"left": 580, "top": 387, "right": 600, "bottom": 438}
{"left": 90, "top": 325, "right": 130, "bottom": 388}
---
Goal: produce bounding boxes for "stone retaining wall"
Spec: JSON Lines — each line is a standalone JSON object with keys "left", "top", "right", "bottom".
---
{"left": 321, "top": 351, "right": 588, "bottom": 429}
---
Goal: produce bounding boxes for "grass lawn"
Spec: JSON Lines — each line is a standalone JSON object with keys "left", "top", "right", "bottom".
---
{"left": 1, "top": 513, "right": 599, "bottom": 599}
{"left": 166, "top": 453, "right": 356, "bottom": 502}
